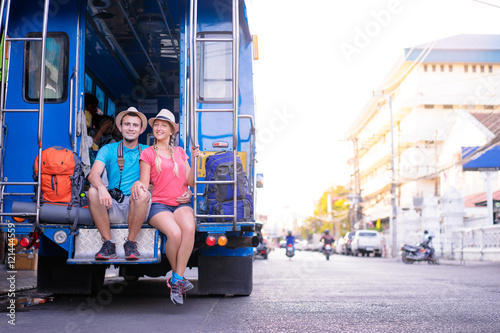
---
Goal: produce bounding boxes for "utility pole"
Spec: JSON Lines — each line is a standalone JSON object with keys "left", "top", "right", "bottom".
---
{"left": 388, "top": 94, "right": 398, "bottom": 258}
{"left": 434, "top": 130, "right": 439, "bottom": 197}
{"left": 373, "top": 91, "right": 398, "bottom": 257}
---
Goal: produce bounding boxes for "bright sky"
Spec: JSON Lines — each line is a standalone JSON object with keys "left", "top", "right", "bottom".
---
{"left": 247, "top": 0, "right": 500, "bottom": 226}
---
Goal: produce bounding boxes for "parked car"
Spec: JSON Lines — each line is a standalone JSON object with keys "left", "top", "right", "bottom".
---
{"left": 342, "top": 232, "right": 355, "bottom": 255}
{"left": 351, "top": 230, "right": 383, "bottom": 257}
{"left": 254, "top": 240, "right": 269, "bottom": 259}
{"left": 295, "top": 239, "right": 308, "bottom": 251}
{"left": 334, "top": 237, "right": 345, "bottom": 254}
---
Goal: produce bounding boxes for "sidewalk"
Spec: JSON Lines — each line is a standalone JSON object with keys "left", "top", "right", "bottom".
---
{"left": 0, "top": 264, "right": 37, "bottom": 296}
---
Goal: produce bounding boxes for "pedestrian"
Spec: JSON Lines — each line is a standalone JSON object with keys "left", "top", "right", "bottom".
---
{"left": 131, "top": 108, "right": 200, "bottom": 306}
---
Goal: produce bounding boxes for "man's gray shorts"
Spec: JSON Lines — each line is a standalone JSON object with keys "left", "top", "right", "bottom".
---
{"left": 108, "top": 192, "right": 151, "bottom": 224}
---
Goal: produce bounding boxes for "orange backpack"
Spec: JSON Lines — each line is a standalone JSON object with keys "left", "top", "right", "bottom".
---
{"left": 33, "top": 146, "right": 85, "bottom": 206}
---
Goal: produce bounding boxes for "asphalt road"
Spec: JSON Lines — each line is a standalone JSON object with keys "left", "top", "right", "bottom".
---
{"left": 2, "top": 249, "right": 500, "bottom": 333}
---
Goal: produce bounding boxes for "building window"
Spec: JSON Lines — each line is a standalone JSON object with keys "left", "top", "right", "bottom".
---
{"left": 485, "top": 105, "right": 494, "bottom": 110}
{"left": 489, "top": 65, "right": 493, "bottom": 73}
{"left": 443, "top": 105, "right": 453, "bottom": 109}
{"left": 472, "top": 65, "right": 476, "bottom": 73}
{"left": 481, "top": 65, "right": 485, "bottom": 73}
{"left": 449, "top": 65, "right": 453, "bottom": 72}
{"left": 440, "top": 65, "right": 445, "bottom": 72}
{"left": 424, "top": 105, "right": 434, "bottom": 109}
{"left": 432, "top": 65, "right": 436, "bottom": 72}
{"left": 423, "top": 64, "right": 428, "bottom": 72}
{"left": 464, "top": 65, "right": 468, "bottom": 73}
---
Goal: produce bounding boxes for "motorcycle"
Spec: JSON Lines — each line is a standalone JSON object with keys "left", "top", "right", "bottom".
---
{"left": 401, "top": 235, "right": 439, "bottom": 264}
{"left": 285, "top": 244, "right": 295, "bottom": 259}
{"left": 324, "top": 244, "right": 333, "bottom": 260}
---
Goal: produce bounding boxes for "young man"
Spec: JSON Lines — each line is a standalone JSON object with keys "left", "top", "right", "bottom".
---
{"left": 87, "top": 107, "right": 151, "bottom": 260}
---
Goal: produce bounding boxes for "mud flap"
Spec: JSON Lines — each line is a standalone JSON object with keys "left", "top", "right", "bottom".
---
{"left": 198, "top": 255, "right": 252, "bottom": 296}
{"left": 38, "top": 255, "right": 106, "bottom": 294}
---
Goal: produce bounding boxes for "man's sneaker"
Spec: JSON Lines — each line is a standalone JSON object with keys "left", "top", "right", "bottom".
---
{"left": 95, "top": 240, "right": 117, "bottom": 260}
{"left": 124, "top": 239, "right": 140, "bottom": 260}
{"left": 167, "top": 278, "right": 185, "bottom": 306}
{"left": 183, "top": 278, "right": 194, "bottom": 292}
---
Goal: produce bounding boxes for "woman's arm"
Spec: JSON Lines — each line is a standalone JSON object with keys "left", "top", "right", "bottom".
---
{"left": 185, "top": 146, "right": 200, "bottom": 187}
{"left": 131, "top": 160, "right": 151, "bottom": 200}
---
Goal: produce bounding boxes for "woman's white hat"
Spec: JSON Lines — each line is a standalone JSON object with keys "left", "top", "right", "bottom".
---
{"left": 115, "top": 106, "right": 148, "bottom": 134}
{"left": 148, "top": 109, "right": 179, "bottom": 133}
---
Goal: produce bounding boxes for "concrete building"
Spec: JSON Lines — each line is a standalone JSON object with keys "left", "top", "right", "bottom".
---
{"left": 346, "top": 34, "right": 500, "bottom": 261}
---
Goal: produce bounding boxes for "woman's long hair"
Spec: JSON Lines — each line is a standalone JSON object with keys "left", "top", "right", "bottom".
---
{"left": 153, "top": 122, "right": 179, "bottom": 176}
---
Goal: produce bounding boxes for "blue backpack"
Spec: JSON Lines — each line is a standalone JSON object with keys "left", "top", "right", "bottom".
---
{"left": 203, "top": 151, "right": 253, "bottom": 222}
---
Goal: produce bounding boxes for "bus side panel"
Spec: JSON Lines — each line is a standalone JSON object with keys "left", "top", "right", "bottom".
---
{"left": 190, "top": 1, "right": 256, "bottom": 210}
{"left": 3, "top": 1, "right": 83, "bottom": 213}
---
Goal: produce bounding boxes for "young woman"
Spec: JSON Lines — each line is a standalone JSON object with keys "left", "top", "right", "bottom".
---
{"left": 131, "top": 109, "right": 200, "bottom": 306}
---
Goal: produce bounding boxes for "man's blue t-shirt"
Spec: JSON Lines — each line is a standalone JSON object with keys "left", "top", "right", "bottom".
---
{"left": 95, "top": 141, "right": 148, "bottom": 195}
{"left": 286, "top": 235, "right": 295, "bottom": 246}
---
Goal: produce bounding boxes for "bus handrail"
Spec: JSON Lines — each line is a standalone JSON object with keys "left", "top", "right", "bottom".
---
{"left": 69, "top": 71, "right": 75, "bottom": 150}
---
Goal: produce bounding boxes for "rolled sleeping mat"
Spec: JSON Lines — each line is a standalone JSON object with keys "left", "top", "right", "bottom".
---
{"left": 11, "top": 201, "right": 94, "bottom": 226}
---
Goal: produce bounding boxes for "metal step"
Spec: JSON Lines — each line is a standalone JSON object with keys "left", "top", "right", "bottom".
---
{"left": 72, "top": 228, "right": 160, "bottom": 262}
{"left": 67, "top": 258, "right": 160, "bottom": 265}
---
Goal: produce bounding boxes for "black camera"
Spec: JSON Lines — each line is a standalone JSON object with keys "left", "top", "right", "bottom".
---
{"left": 108, "top": 188, "right": 125, "bottom": 203}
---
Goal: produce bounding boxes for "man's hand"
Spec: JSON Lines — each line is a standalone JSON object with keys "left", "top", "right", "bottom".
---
{"left": 98, "top": 186, "right": 113, "bottom": 209}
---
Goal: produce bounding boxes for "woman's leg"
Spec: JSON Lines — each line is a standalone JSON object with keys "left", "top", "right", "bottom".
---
{"left": 172, "top": 206, "right": 195, "bottom": 277}
{"left": 149, "top": 211, "right": 181, "bottom": 273}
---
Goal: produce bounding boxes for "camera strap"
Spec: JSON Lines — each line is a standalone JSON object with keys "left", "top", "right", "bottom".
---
{"left": 117, "top": 141, "right": 143, "bottom": 189}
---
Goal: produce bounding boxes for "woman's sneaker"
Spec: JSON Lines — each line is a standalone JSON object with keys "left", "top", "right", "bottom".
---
{"left": 183, "top": 278, "right": 194, "bottom": 292}
{"left": 95, "top": 240, "right": 117, "bottom": 260}
{"left": 167, "top": 278, "right": 185, "bottom": 306}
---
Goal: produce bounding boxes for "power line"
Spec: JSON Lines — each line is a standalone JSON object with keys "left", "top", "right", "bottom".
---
{"left": 473, "top": 0, "right": 500, "bottom": 9}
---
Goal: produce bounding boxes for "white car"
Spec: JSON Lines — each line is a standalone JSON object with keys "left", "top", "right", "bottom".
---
{"left": 334, "top": 237, "right": 345, "bottom": 254}
{"left": 351, "top": 230, "right": 383, "bottom": 257}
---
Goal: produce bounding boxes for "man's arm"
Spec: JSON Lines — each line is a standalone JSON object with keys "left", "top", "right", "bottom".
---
{"left": 88, "top": 160, "right": 113, "bottom": 208}
{"left": 88, "top": 160, "right": 106, "bottom": 190}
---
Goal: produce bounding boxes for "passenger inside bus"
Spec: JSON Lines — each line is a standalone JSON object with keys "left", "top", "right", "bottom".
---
{"left": 92, "top": 114, "right": 115, "bottom": 149}
{"left": 84, "top": 93, "right": 107, "bottom": 151}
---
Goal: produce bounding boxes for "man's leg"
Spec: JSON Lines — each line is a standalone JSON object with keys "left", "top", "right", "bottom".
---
{"left": 88, "top": 187, "right": 116, "bottom": 259}
{"left": 88, "top": 187, "right": 112, "bottom": 240}
{"left": 123, "top": 191, "right": 150, "bottom": 260}
{"left": 127, "top": 191, "right": 150, "bottom": 242}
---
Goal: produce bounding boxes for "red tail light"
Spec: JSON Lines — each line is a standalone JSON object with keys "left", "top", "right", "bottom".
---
{"left": 20, "top": 237, "right": 31, "bottom": 248}
{"left": 288, "top": 244, "right": 292, "bottom": 247}
{"left": 206, "top": 235, "right": 216, "bottom": 247}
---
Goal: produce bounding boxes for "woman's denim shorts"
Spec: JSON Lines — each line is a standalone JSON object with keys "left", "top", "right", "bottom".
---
{"left": 148, "top": 202, "right": 192, "bottom": 221}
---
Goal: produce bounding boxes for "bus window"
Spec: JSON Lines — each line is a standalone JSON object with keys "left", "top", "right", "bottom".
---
{"left": 24, "top": 32, "right": 69, "bottom": 103}
{"left": 197, "top": 33, "right": 232, "bottom": 103}
{"left": 95, "top": 84, "right": 105, "bottom": 112}
{"left": 84, "top": 72, "right": 93, "bottom": 94}
{"left": 107, "top": 98, "right": 116, "bottom": 116}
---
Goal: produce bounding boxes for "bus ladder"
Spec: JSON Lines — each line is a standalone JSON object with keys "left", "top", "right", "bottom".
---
{"left": 189, "top": 0, "right": 243, "bottom": 231}
{"left": 0, "top": 0, "right": 51, "bottom": 228}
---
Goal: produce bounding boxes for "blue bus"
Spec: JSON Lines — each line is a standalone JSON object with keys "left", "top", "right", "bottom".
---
{"left": 0, "top": 0, "right": 257, "bottom": 295}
